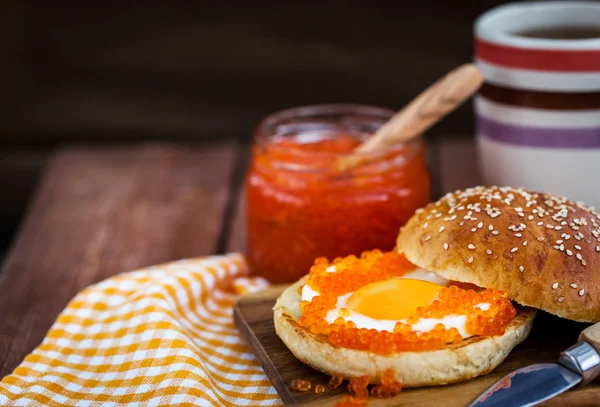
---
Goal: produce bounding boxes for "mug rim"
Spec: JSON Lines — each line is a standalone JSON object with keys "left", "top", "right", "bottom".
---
{"left": 476, "top": 1, "right": 600, "bottom": 50}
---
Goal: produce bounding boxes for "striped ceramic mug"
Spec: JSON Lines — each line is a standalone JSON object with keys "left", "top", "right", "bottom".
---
{"left": 474, "top": 1, "right": 600, "bottom": 208}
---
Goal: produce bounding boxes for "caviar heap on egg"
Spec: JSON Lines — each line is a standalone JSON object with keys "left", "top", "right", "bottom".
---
{"left": 298, "top": 250, "right": 516, "bottom": 354}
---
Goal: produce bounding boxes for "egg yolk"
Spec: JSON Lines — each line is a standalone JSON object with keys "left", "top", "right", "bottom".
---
{"left": 347, "top": 278, "right": 443, "bottom": 320}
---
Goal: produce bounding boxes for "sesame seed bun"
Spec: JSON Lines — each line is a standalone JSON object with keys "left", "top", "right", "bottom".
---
{"left": 397, "top": 186, "right": 600, "bottom": 323}
{"left": 274, "top": 277, "right": 535, "bottom": 387}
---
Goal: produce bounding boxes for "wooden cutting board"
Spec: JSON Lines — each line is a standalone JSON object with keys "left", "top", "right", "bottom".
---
{"left": 233, "top": 285, "right": 600, "bottom": 406}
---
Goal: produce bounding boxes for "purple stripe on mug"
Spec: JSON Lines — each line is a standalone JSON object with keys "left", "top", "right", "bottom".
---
{"left": 477, "top": 116, "right": 600, "bottom": 148}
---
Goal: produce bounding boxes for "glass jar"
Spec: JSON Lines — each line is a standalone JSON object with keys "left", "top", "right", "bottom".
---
{"left": 245, "top": 104, "right": 430, "bottom": 283}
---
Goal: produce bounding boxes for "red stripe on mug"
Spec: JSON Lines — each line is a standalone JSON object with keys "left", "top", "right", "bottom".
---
{"left": 476, "top": 39, "right": 600, "bottom": 72}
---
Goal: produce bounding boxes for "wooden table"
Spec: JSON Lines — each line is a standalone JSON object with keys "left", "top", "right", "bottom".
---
{"left": 0, "top": 138, "right": 479, "bottom": 378}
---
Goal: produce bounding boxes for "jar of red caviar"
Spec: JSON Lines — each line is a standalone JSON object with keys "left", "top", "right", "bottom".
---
{"left": 245, "top": 104, "right": 430, "bottom": 283}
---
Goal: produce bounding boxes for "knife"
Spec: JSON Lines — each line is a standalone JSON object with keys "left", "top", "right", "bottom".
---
{"left": 468, "top": 321, "right": 600, "bottom": 407}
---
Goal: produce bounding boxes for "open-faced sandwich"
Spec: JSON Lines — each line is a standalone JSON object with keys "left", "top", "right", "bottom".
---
{"left": 274, "top": 186, "right": 600, "bottom": 402}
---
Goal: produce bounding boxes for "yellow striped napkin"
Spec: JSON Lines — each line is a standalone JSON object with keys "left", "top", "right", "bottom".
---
{"left": 0, "top": 254, "right": 283, "bottom": 406}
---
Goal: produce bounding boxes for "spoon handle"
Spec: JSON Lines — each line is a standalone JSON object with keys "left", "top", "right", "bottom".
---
{"left": 355, "top": 64, "right": 483, "bottom": 153}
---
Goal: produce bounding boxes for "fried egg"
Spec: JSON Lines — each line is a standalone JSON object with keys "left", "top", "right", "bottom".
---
{"left": 301, "top": 266, "right": 489, "bottom": 338}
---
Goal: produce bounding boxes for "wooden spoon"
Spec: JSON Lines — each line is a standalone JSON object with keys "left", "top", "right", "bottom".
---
{"left": 337, "top": 64, "right": 483, "bottom": 170}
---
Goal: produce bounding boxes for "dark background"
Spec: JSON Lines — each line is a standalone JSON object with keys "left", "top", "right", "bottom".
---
{"left": 0, "top": 1, "right": 510, "bottom": 259}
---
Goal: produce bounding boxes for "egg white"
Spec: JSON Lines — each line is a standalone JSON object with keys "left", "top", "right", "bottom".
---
{"left": 301, "top": 267, "right": 490, "bottom": 339}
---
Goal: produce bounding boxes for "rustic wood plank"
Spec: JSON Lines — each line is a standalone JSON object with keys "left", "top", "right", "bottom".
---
{"left": 227, "top": 190, "right": 246, "bottom": 254}
{"left": 225, "top": 145, "right": 251, "bottom": 255}
{"left": 0, "top": 143, "right": 237, "bottom": 377}
{"left": 439, "top": 137, "right": 482, "bottom": 194}
{"left": 234, "top": 288, "right": 597, "bottom": 406}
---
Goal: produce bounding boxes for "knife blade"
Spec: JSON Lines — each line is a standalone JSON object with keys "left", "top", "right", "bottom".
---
{"left": 467, "top": 363, "right": 581, "bottom": 407}
{"left": 468, "top": 340, "right": 600, "bottom": 407}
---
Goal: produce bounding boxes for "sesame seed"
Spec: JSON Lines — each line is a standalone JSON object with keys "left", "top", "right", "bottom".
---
{"left": 528, "top": 215, "right": 534, "bottom": 220}
{"left": 557, "top": 297, "right": 565, "bottom": 303}
{"left": 511, "top": 247, "right": 518, "bottom": 253}
{"left": 555, "top": 226, "right": 563, "bottom": 230}
{"left": 439, "top": 226, "right": 445, "bottom": 232}
{"left": 518, "top": 213, "right": 524, "bottom": 217}
{"left": 460, "top": 221, "right": 465, "bottom": 226}
{"left": 561, "top": 221, "right": 567, "bottom": 226}
{"left": 467, "top": 256, "right": 474, "bottom": 264}
{"left": 570, "top": 283, "right": 578, "bottom": 289}
{"left": 553, "top": 245, "right": 560, "bottom": 250}
{"left": 557, "top": 240, "right": 563, "bottom": 244}
{"left": 552, "top": 282, "right": 558, "bottom": 289}
{"left": 560, "top": 244, "right": 564, "bottom": 251}
{"left": 537, "top": 236, "right": 545, "bottom": 241}
{"left": 488, "top": 225, "right": 493, "bottom": 231}
{"left": 423, "top": 235, "right": 431, "bottom": 242}
{"left": 583, "top": 259, "right": 587, "bottom": 266}
{"left": 546, "top": 224, "right": 554, "bottom": 229}
{"left": 537, "top": 222, "right": 544, "bottom": 226}
{"left": 573, "top": 225, "right": 580, "bottom": 230}
{"left": 486, "top": 249, "right": 492, "bottom": 255}
{"left": 567, "top": 249, "right": 573, "bottom": 256}
{"left": 519, "top": 266, "right": 524, "bottom": 272}
{"left": 575, "top": 245, "right": 582, "bottom": 251}
{"left": 577, "top": 253, "right": 583, "bottom": 260}
{"left": 520, "top": 223, "right": 527, "bottom": 229}
{"left": 579, "top": 289, "right": 585, "bottom": 296}
{"left": 477, "top": 222, "right": 483, "bottom": 229}
{"left": 523, "top": 241, "right": 528, "bottom": 246}
{"left": 596, "top": 246, "right": 600, "bottom": 252}
{"left": 515, "top": 207, "right": 523, "bottom": 212}
{"left": 492, "top": 230, "right": 499, "bottom": 235}
{"left": 443, "top": 243, "right": 449, "bottom": 250}
{"left": 471, "top": 228, "right": 477, "bottom": 232}
{"left": 468, "top": 244, "right": 476, "bottom": 250}
{"left": 450, "top": 215, "right": 457, "bottom": 221}
{"left": 515, "top": 233, "right": 522, "bottom": 237}
{"left": 422, "top": 222, "right": 428, "bottom": 229}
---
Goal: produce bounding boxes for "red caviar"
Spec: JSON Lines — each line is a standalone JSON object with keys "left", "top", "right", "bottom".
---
{"left": 370, "top": 369, "right": 402, "bottom": 398}
{"left": 328, "top": 374, "right": 344, "bottom": 389}
{"left": 306, "top": 250, "right": 416, "bottom": 296}
{"left": 348, "top": 376, "right": 370, "bottom": 399}
{"left": 245, "top": 105, "right": 430, "bottom": 283}
{"left": 298, "top": 250, "right": 517, "bottom": 354}
{"left": 328, "top": 370, "right": 402, "bottom": 405}
{"left": 335, "top": 395, "right": 368, "bottom": 407}
{"left": 315, "top": 384, "right": 326, "bottom": 394}
{"left": 290, "top": 379, "right": 311, "bottom": 392}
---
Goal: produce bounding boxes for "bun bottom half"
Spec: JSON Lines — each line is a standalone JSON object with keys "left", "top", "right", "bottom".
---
{"left": 274, "top": 278, "right": 536, "bottom": 387}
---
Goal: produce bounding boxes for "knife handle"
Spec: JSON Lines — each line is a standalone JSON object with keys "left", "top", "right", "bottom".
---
{"left": 560, "top": 322, "right": 600, "bottom": 385}
{"left": 580, "top": 322, "right": 600, "bottom": 352}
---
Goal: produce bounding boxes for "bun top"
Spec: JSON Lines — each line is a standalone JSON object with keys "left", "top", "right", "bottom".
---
{"left": 397, "top": 186, "right": 600, "bottom": 322}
